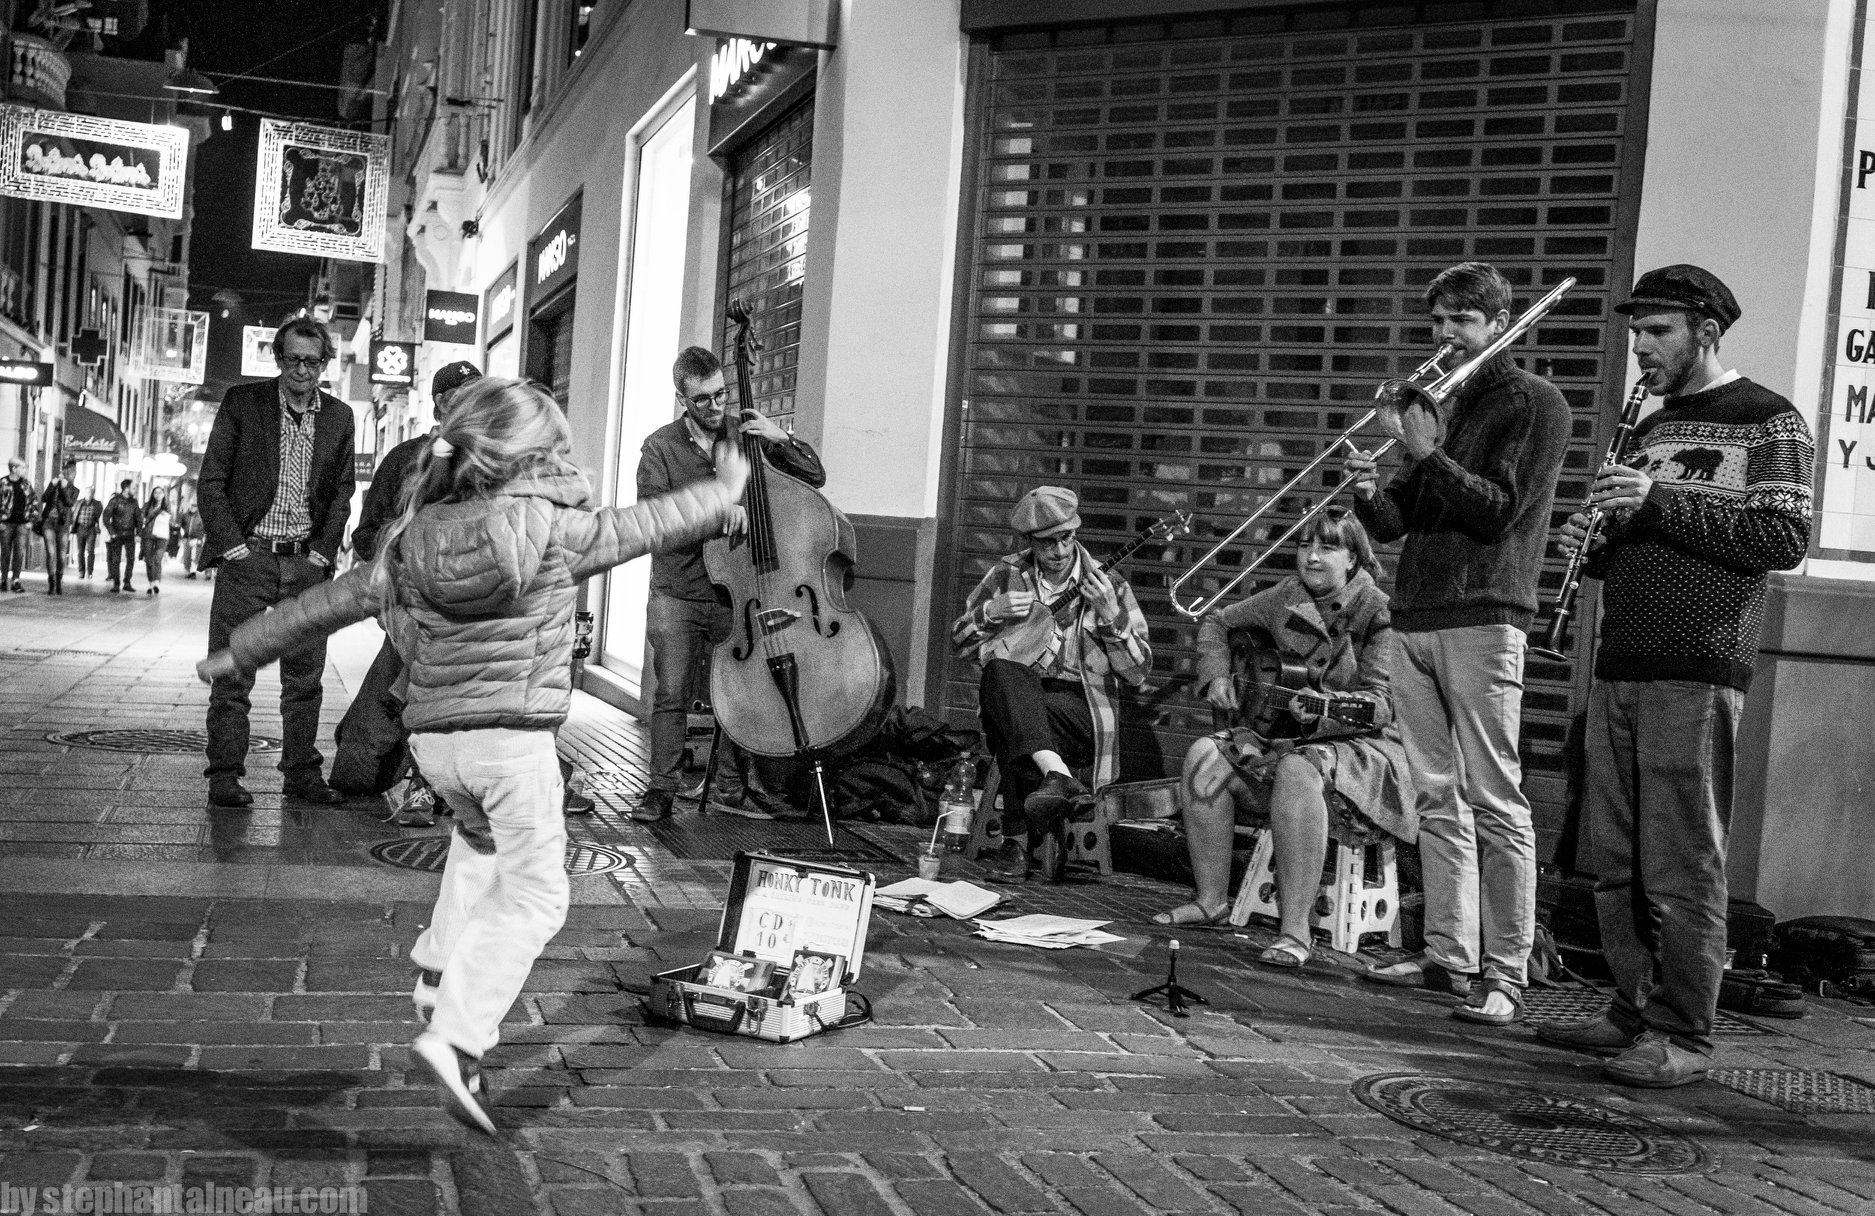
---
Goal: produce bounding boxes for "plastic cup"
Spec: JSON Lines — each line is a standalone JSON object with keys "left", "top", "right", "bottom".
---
{"left": 917, "top": 846, "right": 942, "bottom": 882}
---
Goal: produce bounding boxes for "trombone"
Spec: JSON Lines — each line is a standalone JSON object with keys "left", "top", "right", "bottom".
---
{"left": 1169, "top": 277, "right": 1577, "bottom": 619}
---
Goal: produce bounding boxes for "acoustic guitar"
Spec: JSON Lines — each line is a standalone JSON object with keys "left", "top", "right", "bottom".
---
{"left": 978, "top": 511, "right": 1192, "bottom": 668}
{"left": 1214, "top": 635, "right": 1378, "bottom": 739}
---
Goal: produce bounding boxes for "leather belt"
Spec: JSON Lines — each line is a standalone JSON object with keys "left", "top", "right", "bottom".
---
{"left": 250, "top": 537, "right": 311, "bottom": 556}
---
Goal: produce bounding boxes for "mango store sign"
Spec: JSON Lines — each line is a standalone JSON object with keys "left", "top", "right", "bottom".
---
{"left": 1820, "top": 14, "right": 1875, "bottom": 564}
{"left": 528, "top": 194, "right": 581, "bottom": 305}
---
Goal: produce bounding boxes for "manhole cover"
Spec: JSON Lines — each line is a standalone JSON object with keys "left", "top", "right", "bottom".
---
{"left": 1353, "top": 1073, "right": 1712, "bottom": 1175}
{"left": 368, "top": 838, "right": 633, "bottom": 876}
{"left": 1521, "top": 986, "right": 1771, "bottom": 1037}
{"left": 1709, "top": 1070, "right": 1875, "bottom": 1114}
{"left": 49, "top": 729, "right": 282, "bottom": 754}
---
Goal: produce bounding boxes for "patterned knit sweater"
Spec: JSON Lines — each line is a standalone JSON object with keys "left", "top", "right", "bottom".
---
{"left": 1585, "top": 377, "right": 1812, "bottom": 691}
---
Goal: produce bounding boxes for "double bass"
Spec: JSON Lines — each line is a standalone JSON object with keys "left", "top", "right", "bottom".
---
{"left": 703, "top": 300, "right": 897, "bottom": 841}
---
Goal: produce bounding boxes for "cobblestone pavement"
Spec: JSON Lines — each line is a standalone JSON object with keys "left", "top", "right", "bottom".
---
{"left": 2, "top": 572, "right": 1873, "bottom": 1215}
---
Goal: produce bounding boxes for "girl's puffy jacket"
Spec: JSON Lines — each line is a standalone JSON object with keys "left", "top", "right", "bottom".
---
{"left": 219, "top": 470, "right": 734, "bottom": 733}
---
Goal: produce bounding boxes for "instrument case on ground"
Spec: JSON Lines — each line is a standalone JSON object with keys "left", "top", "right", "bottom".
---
{"left": 647, "top": 851, "right": 876, "bottom": 1043}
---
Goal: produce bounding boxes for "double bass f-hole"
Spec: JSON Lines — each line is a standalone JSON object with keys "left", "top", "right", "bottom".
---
{"left": 794, "top": 584, "right": 840, "bottom": 638}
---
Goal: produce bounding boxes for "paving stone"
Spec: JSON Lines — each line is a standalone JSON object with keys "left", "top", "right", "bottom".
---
{"left": 721, "top": 1190, "right": 805, "bottom": 1216}
{"left": 83, "top": 1151, "right": 168, "bottom": 1180}
{"left": 113, "top": 1022, "right": 319, "bottom": 1045}
{"left": 107, "top": 993, "right": 269, "bottom": 1020}
{"left": 362, "top": 1179, "right": 442, "bottom": 1216}
{"left": 946, "top": 1153, "right": 1055, "bottom": 1213}
{"left": 800, "top": 1171, "right": 896, "bottom": 1215}
{"left": 0, "top": 1019, "right": 108, "bottom": 1043}
{"left": 704, "top": 1151, "right": 782, "bottom": 1187}
{"left": 190, "top": 959, "right": 302, "bottom": 991}
{"left": 888, "top": 1179, "right": 992, "bottom": 1216}
{"left": 622, "top": 1151, "right": 703, "bottom": 1199}
{"left": 65, "top": 959, "right": 185, "bottom": 989}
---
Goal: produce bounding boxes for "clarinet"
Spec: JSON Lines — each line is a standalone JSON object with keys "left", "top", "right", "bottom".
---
{"left": 1530, "top": 381, "right": 1649, "bottom": 662}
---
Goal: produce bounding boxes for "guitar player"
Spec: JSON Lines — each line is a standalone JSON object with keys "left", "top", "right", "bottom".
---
{"left": 951, "top": 485, "right": 1154, "bottom": 884}
{"left": 1151, "top": 509, "right": 1417, "bottom": 970}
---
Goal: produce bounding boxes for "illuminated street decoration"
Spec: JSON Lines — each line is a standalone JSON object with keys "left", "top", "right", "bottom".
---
{"left": 252, "top": 119, "right": 389, "bottom": 262}
{"left": 0, "top": 105, "right": 188, "bottom": 219}
{"left": 126, "top": 306, "right": 208, "bottom": 383}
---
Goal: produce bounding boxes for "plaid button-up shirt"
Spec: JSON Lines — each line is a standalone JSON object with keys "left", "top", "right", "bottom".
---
{"left": 253, "top": 383, "right": 319, "bottom": 541}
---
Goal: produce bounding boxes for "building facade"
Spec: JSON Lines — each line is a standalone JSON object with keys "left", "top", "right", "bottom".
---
{"left": 0, "top": 13, "right": 204, "bottom": 503}
{"left": 381, "top": 0, "right": 1874, "bottom": 921}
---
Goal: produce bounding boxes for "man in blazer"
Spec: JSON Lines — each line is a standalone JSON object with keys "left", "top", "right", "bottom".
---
{"left": 197, "top": 317, "right": 356, "bottom": 808}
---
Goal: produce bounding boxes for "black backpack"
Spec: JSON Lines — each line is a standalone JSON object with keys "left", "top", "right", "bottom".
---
{"left": 1771, "top": 916, "right": 1875, "bottom": 996}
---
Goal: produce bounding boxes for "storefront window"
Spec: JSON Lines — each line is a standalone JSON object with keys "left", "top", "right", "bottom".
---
{"left": 602, "top": 94, "right": 697, "bottom": 690}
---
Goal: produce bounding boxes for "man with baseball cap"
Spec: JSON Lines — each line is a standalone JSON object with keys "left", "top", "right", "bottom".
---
{"left": 1534, "top": 265, "right": 1813, "bottom": 1087}
{"left": 336, "top": 360, "right": 486, "bottom": 825}
{"left": 952, "top": 486, "right": 1153, "bottom": 881}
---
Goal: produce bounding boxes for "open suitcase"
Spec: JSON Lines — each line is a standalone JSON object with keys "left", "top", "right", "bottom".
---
{"left": 647, "top": 851, "right": 876, "bottom": 1042}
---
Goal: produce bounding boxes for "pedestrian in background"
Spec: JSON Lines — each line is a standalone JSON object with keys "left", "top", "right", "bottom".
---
{"left": 197, "top": 375, "right": 747, "bottom": 1136}
{"left": 1, "top": 458, "right": 35, "bottom": 592}
{"left": 180, "top": 501, "right": 206, "bottom": 579}
{"left": 72, "top": 486, "right": 102, "bottom": 580}
{"left": 104, "top": 478, "right": 141, "bottom": 593}
{"left": 38, "top": 464, "right": 78, "bottom": 596}
{"left": 140, "top": 489, "right": 172, "bottom": 596}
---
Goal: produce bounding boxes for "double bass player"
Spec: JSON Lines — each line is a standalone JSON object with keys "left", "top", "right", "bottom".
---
{"left": 631, "top": 345, "right": 825, "bottom": 824}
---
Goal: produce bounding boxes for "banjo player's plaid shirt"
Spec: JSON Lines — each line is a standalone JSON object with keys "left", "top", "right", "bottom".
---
{"left": 253, "top": 382, "right": 320, "bottom": 542}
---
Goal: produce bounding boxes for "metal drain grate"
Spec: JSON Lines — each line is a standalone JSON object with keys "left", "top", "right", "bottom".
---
{"left": 576, "top": 768, "right": 642, "bottom": 793}
{"left": 10, "top": 648, "right": 117, "bottom": 659}
{"left": 1520, "top": 986, "right": 1771, "bottom": 1037}
{"left": 1354, "top": 1073, "right": 1711, "bottom": 1175}
{"left": 48, "top": 728, "right": 282, "bottom": 754}
{"left": 1708, "top": 1070, "right": 1875, "bottom": 1114}
{"left": 368, "top": 837, "right": 633, "bottom": 876}
{"left": 646, "top": 815, "right": 899, "bottom": 864}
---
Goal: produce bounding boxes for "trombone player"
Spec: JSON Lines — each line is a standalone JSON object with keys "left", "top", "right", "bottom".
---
{"left": 1344, "top": 262, "right": 1571, "bottom": 1027}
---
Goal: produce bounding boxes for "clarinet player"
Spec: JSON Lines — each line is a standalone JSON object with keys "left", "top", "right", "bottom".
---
{"left": 1533, "top": 266, "right": 1813, "bottom": 1087}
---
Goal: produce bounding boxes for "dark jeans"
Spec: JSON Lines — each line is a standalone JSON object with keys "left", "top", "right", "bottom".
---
{"left": 76, "top": 529, "right": 98, "bottom": 577}
{"left": 646, "top": 593, "right": 748, "bottom": 796}
{"left": 206, "top": 550, "right": 332, "bottom": 780}
{"left": 0, "top": 522, "right": 27, "bottom": 581}
{"left": 1585, "top": 679, "right": 1743, "bottom": 1056}
{"left": 106, "top": 536, "right": 136, "bottom": 587}
{"left": 977, "top": 658, "right": 1095, "bottom": 838}
{"left": 142, "top": 535, "right": 166, "bottom": 584}
{"left": 41, "top": 525, "right": 67, "bottom": 590}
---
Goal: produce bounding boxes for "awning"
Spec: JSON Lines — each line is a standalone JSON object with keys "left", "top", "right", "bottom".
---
{"left": 63, "top": 406, "right": 129, "bottom": 464}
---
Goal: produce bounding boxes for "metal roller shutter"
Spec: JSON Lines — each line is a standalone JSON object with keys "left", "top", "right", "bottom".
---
{"left": 720, "top": 100, "right": 815, "bottom": 429}
{"left": 941, "top": 3, "right": 1643, "bottom": 858}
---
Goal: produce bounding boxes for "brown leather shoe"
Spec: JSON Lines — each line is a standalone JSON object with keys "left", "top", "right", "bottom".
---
{"left": 284, "top": 774, "right": 343, "bottom": 804}
{"left": 630, "top": 787, "right": 674, "bottom": 823}
{"left": 208, "top": 776, "right": 253, "bottom": 808}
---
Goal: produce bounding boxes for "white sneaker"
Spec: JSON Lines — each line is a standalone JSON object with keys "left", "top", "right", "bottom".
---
{"left": 411, "top": 1031, "right": 495, "bottom": 1135}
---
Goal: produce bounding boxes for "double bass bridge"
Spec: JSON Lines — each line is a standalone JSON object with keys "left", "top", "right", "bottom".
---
{"left": 756, "top": 606, "right": 802, "bottom": 636}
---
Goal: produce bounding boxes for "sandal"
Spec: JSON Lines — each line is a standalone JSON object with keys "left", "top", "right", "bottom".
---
{"left": 1452, "top": 977, "right": 1525, "bottom": 1026}
{"left": 1257, "top": 936, "right": 1312, "bottom": 968}
{"left": 1152, "top": 902, "right": 1229, "bottom": 928}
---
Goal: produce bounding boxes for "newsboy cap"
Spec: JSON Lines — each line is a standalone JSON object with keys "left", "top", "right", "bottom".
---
{"left": 1615, "top": 265, "right": 1741, "bottom": 333}
{"left": 1010, "top": 485, "right": 1081, "bottom": 538}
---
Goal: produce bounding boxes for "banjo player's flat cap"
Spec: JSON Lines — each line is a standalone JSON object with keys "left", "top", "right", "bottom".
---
{"left": 1011, "top": 486, "right": 1081, "bottom": 538}
{"left": 1616, "top": 264, "right": 1742, "bottom": 333}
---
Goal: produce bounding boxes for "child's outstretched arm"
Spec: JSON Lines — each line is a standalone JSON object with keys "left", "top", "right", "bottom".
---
{"left": 197, "top": 565, "right": 384, "bottom": 684}
{"left": 565, "top": 444, "right": 749, "bottom": 581}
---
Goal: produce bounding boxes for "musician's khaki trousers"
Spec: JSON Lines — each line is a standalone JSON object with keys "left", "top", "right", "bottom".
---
{"left": 1392, "top": 625, "right": 1537, "bottom": 985}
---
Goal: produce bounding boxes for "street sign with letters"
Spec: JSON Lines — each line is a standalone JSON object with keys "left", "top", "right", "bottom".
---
{"left": 424, "top": 290, "right": 479, "bottom": 344}
{"left": 0, "top": 358, "right": 54, "bottom": 386}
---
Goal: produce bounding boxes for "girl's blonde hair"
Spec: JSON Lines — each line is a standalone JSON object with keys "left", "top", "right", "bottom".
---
{"left": 369, "top": 376, "right": 578, "bottom": 605}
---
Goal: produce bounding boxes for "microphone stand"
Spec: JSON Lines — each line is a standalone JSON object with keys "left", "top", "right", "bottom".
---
{"left": 1131, "top": 939, "right": 1208, "bottom": 1018}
